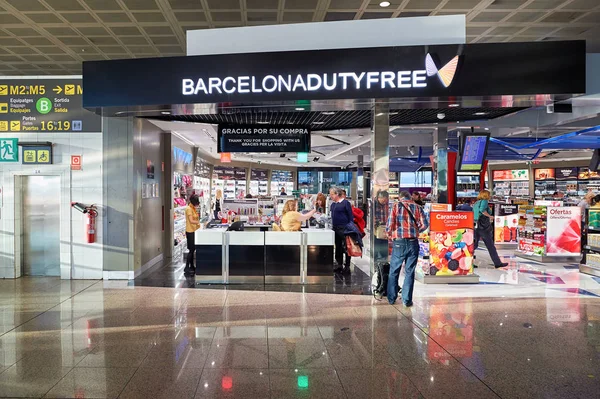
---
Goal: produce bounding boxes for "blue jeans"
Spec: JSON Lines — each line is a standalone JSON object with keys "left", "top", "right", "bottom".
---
{"left": 387, "top": 238, "right": 419, "bottom": 305}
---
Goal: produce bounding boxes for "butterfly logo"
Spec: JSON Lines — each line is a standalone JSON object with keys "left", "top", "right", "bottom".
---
{"left": 425, "top": 53, "right": 460, "bottom": 88}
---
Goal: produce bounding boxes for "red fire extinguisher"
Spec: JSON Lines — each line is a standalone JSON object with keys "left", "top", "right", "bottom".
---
{"left": 86, "top": 206, "right": 98, "bottom": 244}
{"left": 71, "top": 202, "right": 98, "bottom": 244}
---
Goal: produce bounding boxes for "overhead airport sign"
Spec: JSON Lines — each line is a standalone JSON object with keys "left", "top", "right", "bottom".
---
{"left": 0, "top": 78, "right": 102, "bottom": 133}
{"left": 83, "top": 40, "right": 586, "bottom": 109}
{"left": 218, "top": 124, "right": 310, "bottom": 153}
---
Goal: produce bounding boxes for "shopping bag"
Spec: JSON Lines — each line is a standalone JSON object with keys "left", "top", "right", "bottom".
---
{"left": 345, "top": 236, "right": 362, "bottom": 257}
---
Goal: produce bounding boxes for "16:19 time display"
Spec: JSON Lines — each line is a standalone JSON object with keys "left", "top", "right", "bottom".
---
{"left": 41, "top": 121, "right": 71, "bottom": 131}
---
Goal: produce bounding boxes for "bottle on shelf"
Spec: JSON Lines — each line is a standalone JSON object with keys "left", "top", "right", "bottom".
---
{"left": 503, "top": 219, "right": 511, "bottom": 243}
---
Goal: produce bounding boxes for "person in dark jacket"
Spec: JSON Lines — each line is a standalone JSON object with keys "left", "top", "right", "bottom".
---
{"left": 330, "top": 187, "right": 353, "bottom": 274}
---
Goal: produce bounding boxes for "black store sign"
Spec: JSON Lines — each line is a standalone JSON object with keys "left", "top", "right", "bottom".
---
{"left": 218, "top": 124, "right": 310, "bottom": 153}
{"left": 234, "top": 167, "right": 246, "bottom": 179}
{"left": 555, "top": 167, "right": 578, "bottom": 180}
{"left": 251, "top": 169, "right": 268, "bottom": 181}
{"left": 83, "top": 41, "right": 586, "bottom": 108}
{"left": 497, "top": 204, "right": 519, "bottom": 217}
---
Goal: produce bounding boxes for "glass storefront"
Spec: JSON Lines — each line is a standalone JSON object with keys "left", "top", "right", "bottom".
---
{"left": 298, "top": 170, "right": 353, "bottom": 197}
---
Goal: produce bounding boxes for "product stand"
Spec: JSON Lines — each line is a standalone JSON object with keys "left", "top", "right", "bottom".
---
{"left": 515, "top": 205, "right": 581, "bottom": 263}
{"left": 580, "top": 208, "right": 600, "bottom": 277}
{"left": 415, "top": 207, "right": 480, "bottom": 284}
{"left": 492, "top": 203, "right": 519, "bottom": 249}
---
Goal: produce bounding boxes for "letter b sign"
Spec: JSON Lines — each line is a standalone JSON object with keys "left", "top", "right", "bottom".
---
{"left": 36, "top": 98, "right": 52, "bottom": 114}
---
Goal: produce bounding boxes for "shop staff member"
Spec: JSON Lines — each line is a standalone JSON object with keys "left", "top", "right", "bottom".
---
{"left": 184, "top": 194, "right": 201, "bottom": 275}
{"left": 386, "top": 191, "right": 429, "bottom": 307}
{"left": 280, "top": 187, "right": 287, "bottom": 196}
{"left": 330, "top": 187, "right": 353, "bottom": 274}
{"left": 280, "top": 200, "right": 316, "bottom": 231}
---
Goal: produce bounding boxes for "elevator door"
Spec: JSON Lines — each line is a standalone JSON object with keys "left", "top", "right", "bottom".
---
{"left": 22, "top": 175, "right": 60, "bottom": 276}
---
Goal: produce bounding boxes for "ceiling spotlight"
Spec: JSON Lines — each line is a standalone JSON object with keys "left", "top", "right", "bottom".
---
{"left": 312, "top": 121, "right": 325, "bottom": 124}
{"left": 437, "top": 113, "right": 445, "bottom": 120}
{"left": 313, "top": 157, "right": 320, "bottom": 162}
{"left": 408, "top": 146, "right": 416, "bottom": 156}
{"left": 295, "top": 107, "right": 305, "bottom": 111}
{"left": 321, "top": 111, "right": 335, "bottom": 115}
{"left": 280, "top": 154, "right": 286, "bottom": 158}
{"left": 257, "top": 121, "right": 269, "bottom": 124}
{"left": 380, "top": 1, "right": 391, "bottom": 7}
{"left": 474, "top": 112, "right": 487, "bottom": 116}
{"left": 528, "top": 131, "right": 533, "bottom": 137}
{"left": 395, "top": 148, "right": 399, "bottom": 155}
{"left": 161, "top": 111, "right": 171, "bottom": 115}
{"left": 449, "top": 104, "right": 460, "bottom": 108}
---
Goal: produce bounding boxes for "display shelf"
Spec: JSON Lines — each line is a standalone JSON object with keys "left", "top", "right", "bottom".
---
{"left": 517, "top": 204, "right": 581, "bottom": 261}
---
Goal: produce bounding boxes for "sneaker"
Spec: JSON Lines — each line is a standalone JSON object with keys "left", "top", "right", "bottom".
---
{"left": 342, "top": 266, "right": 351, "bottom": 275}
{"left": 374, "top": 292, "right": 383, "bottom": 301}
{"left": 403, "top": 301, "right": 413, "bottom": 307}
{"left": 494, "top": 262, "right": 509, "bottom": 268}
{"left": 333, "top": 266, "right": 343, "bottom": 273}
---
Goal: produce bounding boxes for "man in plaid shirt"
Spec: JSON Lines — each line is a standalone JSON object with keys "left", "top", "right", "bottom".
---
{"left": 373, "top": 190, "right": 391, "bottom": 262}
{"left": 385, "top": 191, "right": 429, "bottom": 307}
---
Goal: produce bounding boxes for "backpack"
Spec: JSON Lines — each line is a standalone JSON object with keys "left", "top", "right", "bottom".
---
{"left": 371, "top": 262, "right": 390, "bottom": 296}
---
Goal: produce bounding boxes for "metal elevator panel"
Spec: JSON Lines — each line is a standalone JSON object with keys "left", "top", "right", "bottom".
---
{"left": 22, "top": 175, "right": 60, "bottom": 277}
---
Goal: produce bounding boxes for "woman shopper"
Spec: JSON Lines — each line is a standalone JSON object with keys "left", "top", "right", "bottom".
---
{"left": 315, "top": 192, "right": 327, "bottom": 213}
{"left": 473, "top": 190, "right": 508, "bottom": 268}
{"left": 213, "top": 189, "right": 223, "bottom": 220}
{"left": 184, "top": 194, "right": 201, "bottom": 275}
{"left": 280, "top": 199, "right": 316, "bottom": 231}
{"left": 329, "top": 187, "right": 354, "bottom": 274}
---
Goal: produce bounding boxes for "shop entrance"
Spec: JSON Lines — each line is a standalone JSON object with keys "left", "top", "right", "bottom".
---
{"left": 19, "top": 175, "right": 60, "bottom": 277}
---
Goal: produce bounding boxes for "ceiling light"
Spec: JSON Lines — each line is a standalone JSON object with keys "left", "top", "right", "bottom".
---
{"left": 380, "top": 1, "right": 391, "bottom": 7}
{"left": 257, "top": 121, "right": 269, "bottom": 124}
{"left": 389, "top": 112, "right": 398, "bottom": 115}
{"left": 312, "top": 121, "right": 325, "bottom": 124}
{"left": 484, "top": 128, "right": 489, "bottom": 131}
{"left": 295, "top": 107, "right": 305, "bottom": 111}
{"left": 449, "top": 104, "right": 460, "bottom": 107}
{"left": 321, "top": 111, "right": 335, "bottom": 115}
{"left": 474, "top": 112, "right": 487, "bottom": 116}
{"left": 161, "top": 111, "right": 171, "bottom": 115}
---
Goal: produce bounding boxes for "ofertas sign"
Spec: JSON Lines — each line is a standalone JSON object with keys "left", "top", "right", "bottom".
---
{"left": 546, "top": 206, "right": 581, "bottom": 256}
{"left": 83, "top": 41, "right": 585, "bottom": 109}
{"left": 429, "top": 212, "right": 475, "bottom": 276}
{"left": 217, "top": 125, "right": 310, "bottom": 153}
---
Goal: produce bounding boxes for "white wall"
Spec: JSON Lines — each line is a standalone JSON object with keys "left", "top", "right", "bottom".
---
{"left": 187, "top": 15, "right": 466, "bottom": 56}
{"left": 0, "top": 132, "right": 103, "bottom": 279}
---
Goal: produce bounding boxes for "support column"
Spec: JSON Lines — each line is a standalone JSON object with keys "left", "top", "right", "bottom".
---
{"left": 370, "top": 100, "right": 390, "bottom": 274}
{"left": 357, "top": 155, "right": 365, "bottom": 206}
{"left": 433, "top": 127, "right": 449, "bottom": 204}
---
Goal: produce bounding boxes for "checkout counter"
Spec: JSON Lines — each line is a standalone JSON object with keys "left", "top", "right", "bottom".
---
{"left": 194, "top": 227, "right": 334, "bottom": 284}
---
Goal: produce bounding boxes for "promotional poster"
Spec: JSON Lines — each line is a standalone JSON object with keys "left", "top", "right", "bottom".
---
{"left": 494, "top": 204, "right": 519, "bottom": 244}
{"left": 429, "top": 211, "right": 475, "bottom": 276}
{"left": 546, "top": 206, "right": 581, "bottom": 256}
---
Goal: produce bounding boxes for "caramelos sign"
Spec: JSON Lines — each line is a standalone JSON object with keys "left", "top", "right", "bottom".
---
{"left": 436, "top": 213, "right": 468, "bottom": 220}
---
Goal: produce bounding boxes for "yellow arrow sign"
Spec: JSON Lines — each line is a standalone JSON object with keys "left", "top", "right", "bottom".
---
{"left": 53, "top": 86, "right": 62, "bottom": 94}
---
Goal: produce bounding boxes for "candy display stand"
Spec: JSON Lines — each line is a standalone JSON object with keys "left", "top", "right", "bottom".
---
{"left": 416, "top": 211, "right": 480, "bottom": 284}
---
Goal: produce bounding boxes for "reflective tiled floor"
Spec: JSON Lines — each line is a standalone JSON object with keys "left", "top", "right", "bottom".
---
{"left": 1, "top": 249, "right": 600, "bottom": 398}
